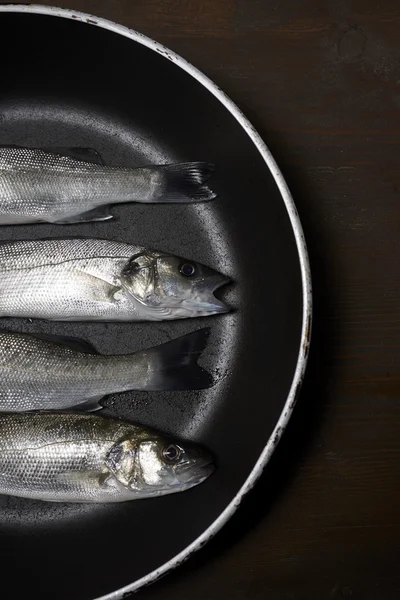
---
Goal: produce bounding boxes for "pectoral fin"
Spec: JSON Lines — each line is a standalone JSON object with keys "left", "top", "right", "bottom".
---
{"left": 48, "top": 270, "right": 124, "bottom": 319}
{"left": 56, "top": 470, "right": 111, "bottom": 488}
{"left": 69, "top": 396, "right": 104, "bottom": 412}
{"left": 55, "top": 205, "right": 113, "bottom": 224}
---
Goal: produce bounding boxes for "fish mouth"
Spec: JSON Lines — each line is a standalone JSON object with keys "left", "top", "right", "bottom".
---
{"left": 176, "top": 450, "right": 215, "bottom": 485}
{"left": 144, "top": 461, "right": 215, "bottom": 496}
{"left": 197, "top": 275, "right": 231, "bottom": 314}
{"left": 178, "top": 461, "right": 215, "bottom": 486}
{"left": 195, "top": 462, "right": 216, "bottom": 483}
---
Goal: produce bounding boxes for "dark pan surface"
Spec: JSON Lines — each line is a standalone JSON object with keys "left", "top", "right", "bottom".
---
{"left": 0, "top": 8, "right": 309, "bottom": 600}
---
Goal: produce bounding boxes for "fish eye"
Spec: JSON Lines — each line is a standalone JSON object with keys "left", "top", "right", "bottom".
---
{"left": 162, "top": 444, "right": 182, "bottom": 463}
{"left": 180, "top": 262, "right": 196, "bottom": 277}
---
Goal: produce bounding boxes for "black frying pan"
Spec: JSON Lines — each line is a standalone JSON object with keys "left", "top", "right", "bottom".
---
{"left": 0, "top": 6, "right": 311, "bottom": 600}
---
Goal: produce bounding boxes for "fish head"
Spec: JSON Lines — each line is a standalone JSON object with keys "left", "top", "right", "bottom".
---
{"left": 121, "top": 251, "right": 230, "bottom": 319}
{"left": 106, "top": 433, "right": 214, "bottom": 497}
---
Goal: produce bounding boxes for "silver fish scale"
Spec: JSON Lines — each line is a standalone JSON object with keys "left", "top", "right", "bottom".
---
{"left": 0, "top": 331, "right": 150, "bottom": 411}
{"left": 0, "top": 147, "right": 102, "bottom": 172}
{"left": 0, "top": 239, "right": 150, "bottom": 320}
{"left": 0, "top": 238, "right": 139, "bottom": 269}
{"left": 0, "top": 147, "right": 163, "bottom": 223}
{"left": 0, "top": 439, "right": 105, "bottom": 500}
{"left": 0, "top": 413, "right": 135, "bottom": 502}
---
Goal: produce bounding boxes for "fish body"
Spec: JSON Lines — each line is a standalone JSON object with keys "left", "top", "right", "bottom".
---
{"left": 0, "top": 238, "right": 229, "bottom": 321}
{"left": 0, "top": 146, "right": 215, "bottom": 224}
{"left": 0, "top": 412, "right": 213, "bottom": 502}
{"left": 0, "top": 328, "right": 211, "bottom": 412}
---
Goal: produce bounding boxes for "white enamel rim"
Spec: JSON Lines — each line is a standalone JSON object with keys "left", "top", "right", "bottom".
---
{"left": 1, "top": 4, "right": 313, "bottom": 598}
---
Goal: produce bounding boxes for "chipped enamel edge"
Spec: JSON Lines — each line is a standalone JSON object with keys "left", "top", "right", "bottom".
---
{"left": 0, "top": 5, "right": 313, "bottom": 599}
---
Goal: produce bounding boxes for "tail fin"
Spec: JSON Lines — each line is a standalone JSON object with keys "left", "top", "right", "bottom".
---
{"left": 154, "top": 162, "right": 216, "bottom": 203}
{"left": 145, "top": 328, "right": 213, "bottom": 390}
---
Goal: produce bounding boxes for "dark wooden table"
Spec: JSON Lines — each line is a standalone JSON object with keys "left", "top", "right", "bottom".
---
{"left": 13, "top": 1, "right": 400, "bottom": 598}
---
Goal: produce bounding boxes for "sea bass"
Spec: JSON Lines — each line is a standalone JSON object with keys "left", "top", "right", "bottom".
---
{"left": 0, "top": 412, "right": 214, "bottom": 502}
{"left": 0, "top": 328, "right": 211, "bottom": 412}
{"left": 0, "top": 238, "right": 229, "bottom": 321}
{"left": 0, "top": 146, "right": 216, "bottom": 224}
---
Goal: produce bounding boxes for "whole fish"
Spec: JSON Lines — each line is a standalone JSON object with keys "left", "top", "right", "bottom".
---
{"left": 0, "top": 328, "right": 211, "bottom": 412}
{"left": 0, "top": 146, "right": 216, "bottom": 224}
{"left": 0, "top": 238, "right": 229, "bottom": 321}
{"left": 0, "top": 412, "right": 214, "bottom": 502}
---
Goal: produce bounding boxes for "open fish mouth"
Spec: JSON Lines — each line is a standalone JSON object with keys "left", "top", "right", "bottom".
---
{"left": 196, "top": 275, "right": 231, "bottom": 314}
{"left": 211, "top": 275, "right": 231, "bottom": 313}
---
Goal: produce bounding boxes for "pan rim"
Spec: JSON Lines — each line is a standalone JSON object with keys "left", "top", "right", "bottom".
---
{"left": 0, "top": 4, "right": 313, "bottom": 599}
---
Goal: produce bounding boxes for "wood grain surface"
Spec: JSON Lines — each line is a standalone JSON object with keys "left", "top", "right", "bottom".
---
{"left": 10, "top": 1, "right": 400, "bottom": 598}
